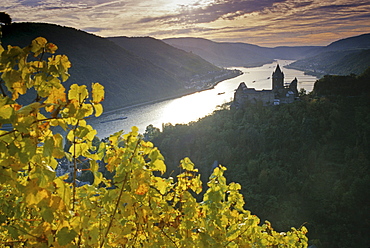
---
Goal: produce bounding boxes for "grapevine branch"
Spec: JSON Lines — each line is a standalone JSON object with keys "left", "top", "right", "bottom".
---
{"left": 0, "top": 79, "right": 8, "bottom": 97}
{"left": 71, "top": 93, "right": 88, "bottom": 211}
{"left": 99, "top": 138, "right": 141, "bottom": 248}
{"left": 71, "top": 119, "right": 80, "bottom": 211}
{"left": 223, "top": 224, "right": 251, "bottom": 247}
{"left": 160, "top": 227, "right": 179, "bottom": 248}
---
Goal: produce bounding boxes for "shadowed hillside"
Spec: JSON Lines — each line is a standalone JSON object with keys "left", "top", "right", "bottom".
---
{"left": 109, "top": 36, "right": 232, "bottom": 84}
{"left": 163, "top": 37, "right": 321, "bottom": 67}
{"left": 164, "top": 35, "right": 370, "bottom": 77}
{"left": 1, "top": 23, "right": 238, "bottom": 111}
{"left": 287, "top": 33, "right": 370, "bottom": 77}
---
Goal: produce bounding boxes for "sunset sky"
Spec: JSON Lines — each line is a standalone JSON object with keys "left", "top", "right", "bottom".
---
{"left": 1, "top": 0, "right": 370, "bottom": 47}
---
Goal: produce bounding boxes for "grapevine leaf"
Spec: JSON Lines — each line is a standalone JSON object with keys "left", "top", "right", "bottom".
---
{"left": 41, "top": 208, "right": 54, "bottom": 223}
{"left": 43, "top": 136, "right": 54, "bottom": 157}
{"left": 153, "top": 177, "right": 168, "bottom": 195}
{"left": 75, "top": 103, "right": 93, "bottom": 119}
{"left": 57, "top": 227, "right": 78, "bottom": 246}
{"left": 69, "top": 143, "right": 89, "bottom": 157}
{"left": 30, "top": 37, "right": 47, "bottom": 56}
{"left": 93, "top": 171, "right": 103, "bottom": 186}
{"left": 135, "top": 183, "right": 149, "bottom": 195}
{"left": 180, "top": 157, "right": 198, "bottom": 172}
{"left": 68, "top": 84, "right": 88, "bottom": 102}
{"left": 74, "top": 126, "right": 90, "bottom": 139}
{"left": 44, "top": 86, "right": 66, "bottom": 112}
{"left": 90, "top": 160, "right": 99, "bottom": 173}
{"left": 45, "top": 42, "right": 58, "bottom": 54}
{"left": 91, "top": 83, "right": 104, "bottom": 103}
{"left": 52, "top": 133, "right": 65, "bottom": 159}
{"left": 93, "top": 103, "right": 103, "bottom": 117}
{"left": 0, "top": 105, "right": 13, "bottom": 121}
{"left": 152, "top": 159, "right": 166, "bottom": 174}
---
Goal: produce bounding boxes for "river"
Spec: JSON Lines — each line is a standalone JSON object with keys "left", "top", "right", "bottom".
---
{"left": 89, "top": 60, "right": 318, "bottom": 138}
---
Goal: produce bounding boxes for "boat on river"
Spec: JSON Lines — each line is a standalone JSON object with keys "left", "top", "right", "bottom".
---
{"left": 100, "top": 117, "right": 127, "bottom": 124}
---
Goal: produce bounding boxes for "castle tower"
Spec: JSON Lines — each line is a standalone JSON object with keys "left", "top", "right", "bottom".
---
{"left": 272, "top": 64, "right": 284, "bottom": 90}
{"left": 289, "top": 77, "right": 299, "bottom": 96}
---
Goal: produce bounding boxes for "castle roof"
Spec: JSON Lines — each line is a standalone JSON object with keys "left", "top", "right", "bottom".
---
{"left": 272, "top": 64, "right": 284, "bottom": 77}
{"left": 275, "top": 64, "right": 282, "bottom": 73}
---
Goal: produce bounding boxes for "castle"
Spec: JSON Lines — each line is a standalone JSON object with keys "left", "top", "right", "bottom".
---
{"left": 233, "top": 64, "right": 299, "bottom": 107}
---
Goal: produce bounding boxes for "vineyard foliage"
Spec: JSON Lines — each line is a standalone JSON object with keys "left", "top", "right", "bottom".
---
{"left": 0, "top": 38, "right": 308, "bottom": 247}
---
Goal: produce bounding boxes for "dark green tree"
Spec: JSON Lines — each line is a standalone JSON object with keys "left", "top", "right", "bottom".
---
{"left": 144, "top": 124, "right": 161, "bottom": 141}
{"left": 0, "top": 12, "right": 11, "bottom": 45}
{"left": 0, "top": 12, "right": 11, "bottom": 25}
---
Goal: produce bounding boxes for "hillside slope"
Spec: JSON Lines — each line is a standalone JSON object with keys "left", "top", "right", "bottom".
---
{"left": 325, "top": 33, "right": 370, "bottom": 51}
{"left": 287, "top": 33, "right": 370, "bottom": 77}
{"left": 1, "top": 23, "right": 236, "bottom": 111}
{"left": 163, "top": 37, "right": 321, "bottom": 67}
{"left": 108, "top": 36, "right": 231, "bottom": 84}
{"left": 288, "top": 49, "right": 370, "bottom": 77}
{"left": 1, "top": 23, "right": 182, "bottom": 111}
{"left": 164, "top": 37, "right": 272, "bottom": 67}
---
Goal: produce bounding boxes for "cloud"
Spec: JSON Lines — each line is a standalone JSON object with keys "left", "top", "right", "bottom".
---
{"left": 1, "top": 0, "right": 370, "bottom": 46}
{"left": 82, "top": 27, "right": 107, "bottom": 33}
{"left": 138, "top": 0, "right": 288, "bottom": 25}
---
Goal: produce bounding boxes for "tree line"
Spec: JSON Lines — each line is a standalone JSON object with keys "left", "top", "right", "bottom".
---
{"left": 149, "top": 69, "right": 370, "bottom": 247}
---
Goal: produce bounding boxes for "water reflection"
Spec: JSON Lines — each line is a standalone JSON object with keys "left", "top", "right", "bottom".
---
{"left": 90, "top": 60, "right": 318, "bottom": 138}
{"left": 162, "top": 90, "right": 230, "bottom": 125}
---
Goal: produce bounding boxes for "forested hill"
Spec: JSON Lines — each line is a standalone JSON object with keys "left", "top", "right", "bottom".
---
{"left": 287, "top": 33, "right": 370, "bottom": 77}
{"left": 163, "top": 37, "right": 321, "bottom": 67}
{"left": 1, "top": 23, "right": 236, "bottom": 111}
{"left": 149, "top": 67, "right": 370, "bottom": 247}
{"left": 108, "top": 36, "right": 230, "bottom": 84}
{"left": 164, "top": 34, "right": 370, "bottom": 77}
{"left": 313, "top": 66, "right": 370, "bottom": 96}
{"left": 163, "top": 37, "right": 273, "bottom": 67}
{"left": 325, "top": 33, "right": 370, "bottom": 51}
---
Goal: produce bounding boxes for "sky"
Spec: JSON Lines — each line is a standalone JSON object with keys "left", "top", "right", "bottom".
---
{"left": 1, "top": 0, "right": 370, "bottom": 47}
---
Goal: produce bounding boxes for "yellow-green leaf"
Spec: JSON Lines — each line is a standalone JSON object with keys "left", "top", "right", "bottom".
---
{"left": 92, "top": 83, "right": 104, "bottom": 103}
{"left": 93, "top": 103, "right": 103, "bottom": 117}
{"left": 152, "top": 159, "right": 166, "bottom": 174}
{"left": 57, "top": 227, "right": 78, "bottom": 246}
{"left": 69, "top": 143, "right": 89, "bottom": 157}
{"left": 30, "top": 37, "right": 47, "bottom": 56}
{"left": 0, "top": 105, "right": 13, "bottom": 120}
{"left": 68, "top": 84, "right": 88, "bottom": 102}
{"left": 153, "top": 177, "right": 168, "bottom": 195}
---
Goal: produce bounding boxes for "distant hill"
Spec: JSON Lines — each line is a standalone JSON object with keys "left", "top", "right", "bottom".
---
{"left": 312, "top": 66, "right": 370, "bottom": 97}
{"left": 287, "top": 49, "right": 370, "bottom": 77}
{"left": 287, "top": 33, "right": 370, "bottom": 77}
{"left": 163, "top": 37, "right": 272, "bottom": 67}
{"left": 163, "top": 37, "right": 321, "bottom": 67}
{"left": 325, "top": 33, "right": 370, "bottom": 52}
{"left": 164, "top": 35, "right": 370, "bottom": 77}
{"left": 1, "top": 23, "right": 236, "bottom": 111}
{"left": 108, "top": 36, "right": 227, "bottom": 83}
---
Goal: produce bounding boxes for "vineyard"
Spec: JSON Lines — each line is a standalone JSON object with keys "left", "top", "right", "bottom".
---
{"left": 0, "top": 38, "right": 308, "bottom": 247}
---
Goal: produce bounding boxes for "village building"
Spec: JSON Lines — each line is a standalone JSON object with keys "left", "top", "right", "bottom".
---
{"left": 233, "top": 64, "right": 299, "bottom": 107}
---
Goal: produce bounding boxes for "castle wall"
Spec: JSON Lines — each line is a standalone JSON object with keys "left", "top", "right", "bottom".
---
{"left": 234, "top": 86, "right": 274, "bottom": 107}
{"left": 233, "top": 65, "right": 298, "bottom": 108}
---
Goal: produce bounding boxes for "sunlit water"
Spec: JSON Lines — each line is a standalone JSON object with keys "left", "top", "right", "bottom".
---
{"left": 89, "top": 60, "right": 318, "bottom": 138}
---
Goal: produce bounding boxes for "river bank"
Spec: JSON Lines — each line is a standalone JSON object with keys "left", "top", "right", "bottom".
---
{"left": 101, "top": 69, "right": 242, "bottom": 116}
{"left": 90, "top": 60, "right": 318, "bottom": 138}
